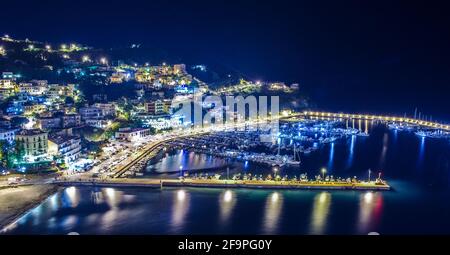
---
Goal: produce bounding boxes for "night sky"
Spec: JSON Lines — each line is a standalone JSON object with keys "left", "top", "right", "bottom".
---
{"left": 1, "top": 0, "right": 450, "bottom": 120}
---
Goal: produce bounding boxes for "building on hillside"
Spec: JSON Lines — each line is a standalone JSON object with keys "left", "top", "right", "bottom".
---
{"left": 15, "top": 129, "right": 48, "bottom": 161}
{"left": 85, "top": 117, "right": 111, "bottom": 129}
{"left": 18, "top": 83, "right": 47, "bottom": 96}
{"left": 115, "top": 127, "right": 151, "bottom": 142}
{"left": 93, "top": 103, "right": 116, "bottom": 117}
{"left": 48, "top": 135, "right": 81, "bottom": 164}
{"left": 135, "top": 113, "right": 183, "bottom": 130}
{"left": 79, "top": 106, "right": 103, "bottom": 120}
{"left": 145, "top": 99, "right": 172, "bottom": 115}
{"left": 173, "top": 64, "right": 186, "bottom": 74}
{"left": 23, "top": 103, "right": 46, "bottom": 115}
{"left": 0, "top": 128, "right": 18, "bottom": 143}
{"left": 38, "top": 116, "right": 62, "bottom": 130}
{"left": 0, "top": 79, "right": 14, "bottom": 89}
{"left": 62, "top": 113, "right": 81, "bottom": 128}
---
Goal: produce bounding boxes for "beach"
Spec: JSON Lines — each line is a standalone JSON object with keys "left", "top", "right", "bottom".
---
{"left": 0, "top": 184, "right": 60, "bottom": 231}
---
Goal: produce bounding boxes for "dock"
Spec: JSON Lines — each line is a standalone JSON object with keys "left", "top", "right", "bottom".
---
{"left": 56, "top": 178, "right": 390, "bottom": 191}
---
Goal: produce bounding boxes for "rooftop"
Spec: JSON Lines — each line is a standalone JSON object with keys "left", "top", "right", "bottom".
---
{"left": 48, "top": 134, "right": 80, "bottom": 144}
{"left": 17, "top": 129, "right": 47, "bottom": 136}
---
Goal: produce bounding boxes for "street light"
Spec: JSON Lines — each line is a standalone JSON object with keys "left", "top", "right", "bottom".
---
{"left": 321, "top": 168, "right": 327, "bottom": 180}
{"left": 368, "top": 169, "right": 371, "bottom": 182}
{"left": 45, "top": 45, "right": 51, "bottom": 51}
{"left": 82, "top": 55, "right": 90, "bottom": 62}
{"left": 100, "top": 57, "right": 107, "bottom": 65}
{"left": 179, "top": 165, "right": 183, "bottom": 177}
{"left": 273, "top": 166, "right": 279, "bottom": 174}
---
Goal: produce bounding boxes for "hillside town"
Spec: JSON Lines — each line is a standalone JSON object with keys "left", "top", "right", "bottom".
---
{"left": 0, "top": 34, "right": 302, "bottom": 175}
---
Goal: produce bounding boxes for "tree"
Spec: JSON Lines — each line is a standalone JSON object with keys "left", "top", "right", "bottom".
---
{"left": 0, "top": 140, "right": 7, "bottom": 166}
{"left": 64, "top": 96, "right": 75, "bottom": 105}
{"left": 0, "top": 140, "right": 18, "bottom": 168}
{"left": 15, "top": 140, "right": 26, "bottom": 163}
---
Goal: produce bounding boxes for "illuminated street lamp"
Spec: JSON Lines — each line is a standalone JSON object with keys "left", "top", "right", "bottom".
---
{"left": 61, "top": 44, "right": 67, "bottom": 50}
{"left": 273, "top": 166, "right": 279, "bottom": 179}
{"left": 321, "top": 168, "right": 327, "bottom": 180}
{"left": 45, "top": 44, "right": 51, "bottom": 51}
{"left": 82, "top": 55, "right": 90, "bottom": 62}
{"left": 179, "top": 165, "right": 183, "bottom": 177}
{"left": 28, "top": 44, "right": 34, "bottom": 50}
{"left": 100, "top": 57, "right": 107, "bottom": 65}
{"left": 368, "top": 169, "right": 371, "bottom": 182}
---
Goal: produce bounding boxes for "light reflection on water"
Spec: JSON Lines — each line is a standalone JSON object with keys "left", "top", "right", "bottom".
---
{"left": 346, "top": 135, "right": 356, "bottom": 169}
{"left": 64, "top": 186, "right": 80, "bottom": 208}
{"left": 219, "top": 190, "right": 236, "bottom": 225}
{"left": 309, "top": 192, "right": 331, "bottom": 235}
{"left": 171, "top": 190, "right": 190, "bottom": 233}
{"left": 327, "top": 143, "right": 335, "bottom": 172}
{"left": 357, "top": 192, "right": 383, "bottom": 234}
{"left": 378, "top": 133, "right": 389, "bottom": 170}
{"left": 262, "top": 192, "right": 283, "bottom": 234}
{"left": 417, "top": 136, "right": 426, "bottom": 169}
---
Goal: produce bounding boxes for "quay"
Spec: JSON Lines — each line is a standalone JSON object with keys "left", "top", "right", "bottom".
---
{"left": 55, "top": 178, "right": 391, "bottom": 191}
{"left": 302, "top": 111, "right": 450, "bottom": 131}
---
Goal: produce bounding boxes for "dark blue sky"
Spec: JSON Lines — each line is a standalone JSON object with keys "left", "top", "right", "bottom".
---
{"left": 1, "top": 0, "right": 450, "bottom": 120}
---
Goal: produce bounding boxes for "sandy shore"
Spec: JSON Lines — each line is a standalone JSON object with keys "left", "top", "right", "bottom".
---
{"left": 0, "top": 184, "right": 60, "bottom": 231}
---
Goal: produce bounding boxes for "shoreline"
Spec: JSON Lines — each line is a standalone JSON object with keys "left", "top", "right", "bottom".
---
{"left": 0, "top": 184, "right": 61, "bottom": 233}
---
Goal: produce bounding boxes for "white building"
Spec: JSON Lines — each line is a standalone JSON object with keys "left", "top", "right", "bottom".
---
{"left": 85, "top": 118, "right": 111, "bottom": 129}
{"left": 0, "top": 128, "right": 17, "bottom": 143}
{"left": 79, "top": 106, "right": 103, "bottom": 120}
{"left": 93, "top": 103, "right": 116, "bottom": 117}
{"left": 38, "top": 116, "right": 61, "bottom": 130}
{"left": 115, "top": 127, "right": 151, "bottom": 142}
{"left": 62, "top": 113, "right": 81, "bottom": 128}
{"left": 0, "top": 79, "right": 14, "bottom": 89}
{"left": 18, "top": 83, "right": 47, "bottom": 95}
{"left": 135, "top": 113, "right": 183, "bottom": 130}
{"left": 48, "top": 135, "right": 82, "bottom": 164}
{"left": 15, "top": 129, "right": 49, "bottom": 161}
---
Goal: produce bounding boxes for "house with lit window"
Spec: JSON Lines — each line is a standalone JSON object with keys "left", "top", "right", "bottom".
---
{"left": 15, "top": 129, "right": 48, "bottom": 161}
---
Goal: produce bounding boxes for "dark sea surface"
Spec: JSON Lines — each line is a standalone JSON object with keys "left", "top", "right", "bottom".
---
{"left": 3, "top": 124, "right": 450, "bottom": 235}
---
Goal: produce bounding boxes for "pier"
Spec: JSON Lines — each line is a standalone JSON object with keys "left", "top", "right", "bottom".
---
{"left": 302, "top": 111, "right": 450, "bottom": 131}
{"left": 56, "top": 178, "right": 390, "bottom": 191}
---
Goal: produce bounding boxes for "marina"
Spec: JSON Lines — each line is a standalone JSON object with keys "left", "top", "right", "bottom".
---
{"left": 3, "top": 116, "right": 450, "bottom": 235}
{"left": 165, "top": 119, "right": 365, "bottom": 168}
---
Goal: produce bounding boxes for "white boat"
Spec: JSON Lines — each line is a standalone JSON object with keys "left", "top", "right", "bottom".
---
{"left": 286, "top": 143, "right": 301, "bottom": 165}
